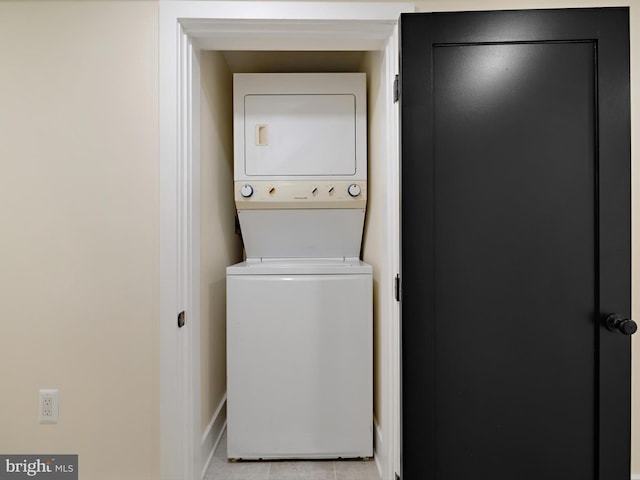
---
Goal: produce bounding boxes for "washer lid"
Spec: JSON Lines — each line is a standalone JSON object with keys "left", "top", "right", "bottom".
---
{"left": 226, "top": 258, "right": 372, "bottom": 275}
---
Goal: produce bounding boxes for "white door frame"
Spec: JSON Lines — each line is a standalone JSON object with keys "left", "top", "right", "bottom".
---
{"left": 159, "top": 3, "right": 412, "bottom": 479}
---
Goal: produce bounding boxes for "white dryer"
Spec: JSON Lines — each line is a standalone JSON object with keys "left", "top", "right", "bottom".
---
{"left": 226, "top": 73, "right": 372, "bottom": 459}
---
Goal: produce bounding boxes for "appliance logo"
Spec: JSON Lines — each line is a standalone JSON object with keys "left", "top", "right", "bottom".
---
{"left": 0, "top": 456, "right": 77, "bottom": 479}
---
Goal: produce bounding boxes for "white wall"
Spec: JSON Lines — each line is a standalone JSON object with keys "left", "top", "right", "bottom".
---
{"left": 199, "top": 50, "right": 243, "bottom": 437}
{"left": 414, "top": 0, "right": 640, "bottom": 474}
{"left": 0, "top": 1, "right": 160, "bottom": 479}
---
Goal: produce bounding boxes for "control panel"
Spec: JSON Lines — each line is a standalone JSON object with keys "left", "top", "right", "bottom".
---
{"left": 235, "top": 181, "right": 367, "bottom": 210}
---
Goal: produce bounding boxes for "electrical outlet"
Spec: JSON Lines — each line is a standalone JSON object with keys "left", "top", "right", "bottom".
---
{"left": 39, "top": 389, "right": 59, "bottom": 424}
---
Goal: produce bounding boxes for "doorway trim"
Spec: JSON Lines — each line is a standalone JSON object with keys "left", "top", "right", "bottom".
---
{"left": 159, "top": 3, "right": 412, "bottom": 479}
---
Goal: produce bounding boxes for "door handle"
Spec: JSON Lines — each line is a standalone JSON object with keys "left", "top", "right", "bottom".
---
{"left": 605, "top": 314, "right": 637, "bottom": 335}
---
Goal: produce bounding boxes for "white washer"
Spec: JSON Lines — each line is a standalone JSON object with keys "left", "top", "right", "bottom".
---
{"left": 226, "top": 259, "right": 373, "bottom": 459}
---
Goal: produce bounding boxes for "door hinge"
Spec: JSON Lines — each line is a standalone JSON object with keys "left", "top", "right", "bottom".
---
{"left": 393, "top": 74, "right": 400, "bottom": 103}
{"left": 394, "top": 274, "right": 401, "bottom": 302}
{"left": 177, "top": 311, "right": 186, "bottom": 328}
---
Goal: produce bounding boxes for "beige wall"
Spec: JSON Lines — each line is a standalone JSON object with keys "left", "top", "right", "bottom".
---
{"left": 0, "top": 1, "right": 160, "bottom": 479}
{"left": 361, "top": 47, "right": 399, "bottom": 478}
{"left": 414, "top": 0, "right": 639, "bottom": 474}
{"left": 361, "top": 49, "right": 389, "bottom": 433}
{"left": 200, "top": 50, "right": 243, "bottom": 435}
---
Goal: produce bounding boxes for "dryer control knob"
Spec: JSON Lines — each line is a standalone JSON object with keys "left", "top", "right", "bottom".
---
{"left": 240, "top": 184, "right": 254, "bottom": 198}
{"left": 347, "top": 184, "right": 362, "bottom": 198}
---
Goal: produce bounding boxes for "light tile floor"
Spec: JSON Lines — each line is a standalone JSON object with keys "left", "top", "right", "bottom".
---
{"left": 205, "top": 430, "right": 380, "bottom": 480}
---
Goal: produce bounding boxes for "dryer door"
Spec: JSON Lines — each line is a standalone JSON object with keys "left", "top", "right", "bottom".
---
{"left": 244, "top": 94, "right": 356, "bottom": 176}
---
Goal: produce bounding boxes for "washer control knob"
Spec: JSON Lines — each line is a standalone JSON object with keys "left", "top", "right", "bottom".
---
{"left": 240, "top": 184, "right": 254, "bottom": 198}
{"left": 347, "top": 183, "right": 362, "bottom": 198}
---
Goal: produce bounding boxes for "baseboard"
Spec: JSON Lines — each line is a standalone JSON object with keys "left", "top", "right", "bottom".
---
{"left": 373, "top": 419, "right": 385, "bottom": 479}
{"left": 631, "top": 475, "right": 640, "bottom": 480}
{"left": 200, "top": 394, "right": 227, "bottom": 479}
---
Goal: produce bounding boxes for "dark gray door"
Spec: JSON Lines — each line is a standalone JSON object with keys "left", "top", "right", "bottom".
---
{"left": 400, "top": 9, "right": 631, "bottom": 480}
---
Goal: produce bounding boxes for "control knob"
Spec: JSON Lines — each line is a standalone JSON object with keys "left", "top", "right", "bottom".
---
{"left": 347, "top": 183, "right": 362, "bottom": 198}
{"left": 240, "top": 184, "right": 254, "bottom": 198}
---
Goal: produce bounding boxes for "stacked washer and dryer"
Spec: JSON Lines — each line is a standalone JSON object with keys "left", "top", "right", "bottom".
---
{"left": 226, "top": 73, "right": 373, "bottom": 460}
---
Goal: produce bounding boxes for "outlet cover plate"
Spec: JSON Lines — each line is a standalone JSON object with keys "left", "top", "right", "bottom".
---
{"left": 39, "top": 389, "right": 59, "bottom": 424}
